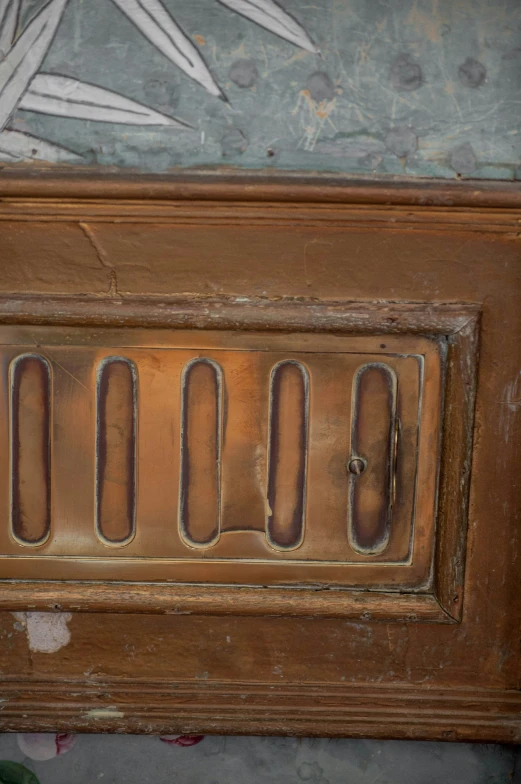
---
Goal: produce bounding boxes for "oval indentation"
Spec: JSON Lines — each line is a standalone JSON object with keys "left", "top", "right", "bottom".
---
{"left": 10, "top": 354, "right": 51, "bottom": 546}
{"left": 96, "top": 357, "right": 136, "bottom": 546}
{"left": 179, "top": 359, "right": 222, "bottom": 548}
{"left": 266, "top": 361, "right": 309, "bottom": 550}
{"left": 349, "top": 363, "right": 397, "bottom": 554}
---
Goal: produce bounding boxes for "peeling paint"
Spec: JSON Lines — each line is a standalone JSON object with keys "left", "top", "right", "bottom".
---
{"left": 12, "top": 611, "right": 72, "bottom": 653}
{"left": 85, "top": 708, "right": 126, "bottom": 719}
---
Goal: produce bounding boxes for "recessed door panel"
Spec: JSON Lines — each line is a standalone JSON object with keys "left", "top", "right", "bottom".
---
{"left": 0, "top": 326, "right": 441, "bottom": 593}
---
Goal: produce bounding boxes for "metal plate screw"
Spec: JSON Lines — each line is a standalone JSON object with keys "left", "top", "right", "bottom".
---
{"left": 348, "top": 457, "right": 366, "bottom": 475}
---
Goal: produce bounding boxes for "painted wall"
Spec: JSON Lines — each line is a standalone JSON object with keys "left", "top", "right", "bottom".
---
{"left": 0, "top": 0, "right": 519, "bottom": 178}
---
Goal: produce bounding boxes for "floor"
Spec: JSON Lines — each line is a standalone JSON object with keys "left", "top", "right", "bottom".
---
{"left": 0, "top": 733, "right": 519, "bottom": 783}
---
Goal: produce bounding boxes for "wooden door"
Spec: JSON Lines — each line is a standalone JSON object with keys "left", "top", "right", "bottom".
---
{"left": 0, "top": 172, "right": 519, "bottom": 742}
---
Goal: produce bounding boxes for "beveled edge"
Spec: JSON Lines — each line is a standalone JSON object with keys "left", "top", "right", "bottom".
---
{"left": 0, "top": 168, "right": 519, "bottom": 209}
{"left": 2, "top": 677, "right": 520, "bottom": 741}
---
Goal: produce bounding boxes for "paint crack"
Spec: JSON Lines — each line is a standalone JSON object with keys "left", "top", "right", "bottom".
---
{"left": 79, "top": 222, "right": 119, "bottom": 296}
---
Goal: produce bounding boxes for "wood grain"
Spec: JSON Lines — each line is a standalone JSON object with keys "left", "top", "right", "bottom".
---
{"left": 0, "top": 169, "right": 520, "bottom": 209}
{"left": 1, "top": 679, "right": 521, "bottom": 742}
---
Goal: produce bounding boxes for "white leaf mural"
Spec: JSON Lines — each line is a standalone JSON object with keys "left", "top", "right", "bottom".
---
{"left": 0, "top": 0, "right": 20, "bottom": 58}
{"left": 217, "top": 0, "right": 318, "bottom": 53}
{"left": 0, "top": 0, "right": 318, "bottom": 162}
{"left": 21, "top": 74, "right": 191, "bottom": 127}
{"left": 0, "top": 128, "right": 82, "bottom": 162}
{"left": 0, "top": 0, "right": 67, "bottom": 130}
{"left": 110, "top": 0, "right": 225, "bottom": 99}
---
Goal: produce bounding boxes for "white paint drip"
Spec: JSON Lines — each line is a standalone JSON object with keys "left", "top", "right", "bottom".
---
{"left": 85, "top": 708, "right": 125, "bottom": 719}
{"left": 12, "top": 611, "right": 72, "bottom": 653}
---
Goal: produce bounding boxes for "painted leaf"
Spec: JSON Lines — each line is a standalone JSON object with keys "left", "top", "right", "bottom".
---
{"left": 217, "top": 0, "right": 318, "bottom": 53}
{"left": 0, "top": 0, "right": 68, "bottom": 131}
{"left": 110, "top": 0, "right": 224, "bottom": 98}
{"left": 16, "top": 734, "right": 76, "bottom": 762}
{"left": 0, "top": 0, "right": 20, "bottom": 58}
{"left": 21, "top": 74, "right": 191, "bottom": 127}
{"left": 0, "top": 129, "right": 82, "bottom": 163}
{"left": 0, "top": 762, "right": 40, "bottom": 784}
{"left": 160, "top": 735, "right": 205, "bottom": 747}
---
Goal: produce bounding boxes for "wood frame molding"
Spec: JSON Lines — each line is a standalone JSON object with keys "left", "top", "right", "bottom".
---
{"left": 0, "top": 169, "right": 520, "bottom": 209}
{"left": 1, "top": 678, "right": 521, "bottom": 743}
{"left": 0, "top": 297, "right": 479, "bottom": 623}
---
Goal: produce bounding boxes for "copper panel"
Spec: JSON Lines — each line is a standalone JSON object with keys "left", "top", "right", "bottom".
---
{"left": 9, "top": 354, "right": 51, "bottom": 546}
{"left": 0, "top": 326, "right": 441, "bottom": 592}
{"left": 180, "top": 359, "right": 222, "bottom": 548}
{"left": 96, "top": 357, "right": 136, "bottom": 545}
{"left": 267, "top": 361, "right": 308, "bottom": 550}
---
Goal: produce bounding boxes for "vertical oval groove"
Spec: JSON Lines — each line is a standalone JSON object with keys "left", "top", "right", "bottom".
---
{"left": 266, "top": 360, "right": 309, "bottom": 551}
{"left": 96, "top": 357, "right": 137, "bottom": 546}
{"left": 10, "top": 354, "right": 51, "bottom": 546}
{"left": 349, "top": 363, "right": 397, "bottom": 555}
{"left": 179, "top": 358, "right": 222, "bottom": 548}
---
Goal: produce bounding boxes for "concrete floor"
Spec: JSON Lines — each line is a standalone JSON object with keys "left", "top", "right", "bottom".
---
{"left": 0, "top": 734, "right": 519, "bottom": 784}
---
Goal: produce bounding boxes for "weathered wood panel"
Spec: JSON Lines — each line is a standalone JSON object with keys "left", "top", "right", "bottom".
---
{"left": 0, "top": 175, "right": 517, "bottom": 744}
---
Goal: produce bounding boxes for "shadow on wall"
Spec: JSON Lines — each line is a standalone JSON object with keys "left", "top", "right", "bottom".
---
{"left": 0, "top": 0, "right": 518, "bottom": 177}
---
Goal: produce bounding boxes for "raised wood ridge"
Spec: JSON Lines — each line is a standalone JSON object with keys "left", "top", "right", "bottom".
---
{"left": 1, "top": 679, "right": 521, "bottom": 743}
{"left": 0, "top": 169, "right": 520, "bottom": 208}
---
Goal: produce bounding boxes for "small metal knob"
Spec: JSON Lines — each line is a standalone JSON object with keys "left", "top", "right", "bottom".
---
{"left": 347, "top": 457, "right": 366, "bottom": 476}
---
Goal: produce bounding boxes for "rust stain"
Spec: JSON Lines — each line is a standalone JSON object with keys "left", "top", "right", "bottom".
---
{"left": 406, "top": 0, "right": 443, "bottom": 43}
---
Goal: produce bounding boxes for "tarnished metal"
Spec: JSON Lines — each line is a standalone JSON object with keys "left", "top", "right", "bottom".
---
{"left": 0, "top": 326, "right": 441, "bottom": 590}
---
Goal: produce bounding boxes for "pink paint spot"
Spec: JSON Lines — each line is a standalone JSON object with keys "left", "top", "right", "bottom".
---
{"left": 160, "top": 734, "right": 205, "bottom": 747}
{"left": 17, "top": 733, "right": 77, "bottom": 761}
{"left": 56, "top": 733, "right": 76, "bottom": 755}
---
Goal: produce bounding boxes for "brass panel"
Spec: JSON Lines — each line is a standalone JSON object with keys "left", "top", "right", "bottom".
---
{"left": 266, "top": 361, "right": 308, "bottom": 551}
{"left": 9, "top": 354, "right": 51, "bottom": 546}
{"left": 96, "top": 357, "right": 136, "bottom": 546}
{"left": 0, "top": 326, "right": 441, "bottom": 592}
{"left": 349, "top": 363, "right": 397, "bottom": 555}
{"left": 180, "top": 359, "right": 222, "bottom": 548}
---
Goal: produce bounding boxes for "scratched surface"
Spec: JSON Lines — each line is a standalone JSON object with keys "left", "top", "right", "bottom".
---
{"left": 7, "top": 0, "right": 521, "bottom": 177}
